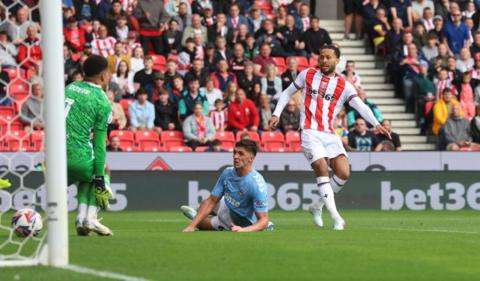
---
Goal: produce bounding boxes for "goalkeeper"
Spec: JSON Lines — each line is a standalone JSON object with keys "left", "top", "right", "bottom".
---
{"left": 66, "top": 55, "right": 114, "bottom": 236}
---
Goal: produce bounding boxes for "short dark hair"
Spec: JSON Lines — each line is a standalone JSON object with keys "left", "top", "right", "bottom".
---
{"left": 83, "top": 55, "right": 108, "bottom": 77}
{"left": 212, "top": 139, "right": 222, "bottom": 146}
{"left": 235, "top": 139, "right": 258, "bottom": 156}
{"left": 320, "top": 44, "right": 341, "bottom": 58}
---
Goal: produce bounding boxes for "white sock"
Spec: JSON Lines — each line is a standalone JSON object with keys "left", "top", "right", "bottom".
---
{"left": 317, "top": 176, "right": 340, "bottom": 219}
{"left": 331, "top": 175, "right": 347, "bottom": 194}
{"left": 87, "top": 205, "right": 98, "bottom": 221}
{"left": 77, "top": 203, "right": 87, "bottom": 221}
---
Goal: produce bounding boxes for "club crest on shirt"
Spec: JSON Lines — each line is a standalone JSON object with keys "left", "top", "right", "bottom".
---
{"left": 238, "top": 188, "right": 245, "bottom": 197}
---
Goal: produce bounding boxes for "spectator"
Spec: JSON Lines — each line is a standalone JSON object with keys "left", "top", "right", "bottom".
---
{"left": 401, "top": 43, "right": 422, "bottom": 113}
{"left": 432, "top": 88, "right": 461, "bottom": 135}
{"left": 185, "top": 58, "right": 210, "bottom": 87}
{"left": 202, "top": 77, "right": 223, "bottom": 111}
{"left": 412, "top": 0, "right": 434, "bottom": 22}
{"left": 412, "top": 21, "right": 428, "bottom": 47}
{"left": 434, "top": 0, "right": 449, "bottom": 19}
{"left": 125, "top": 32, "right": 142, "bottom": 57}
{"left": 154, "top": 88, "right": 179, "bottom": 132}
{"left": 0, "top": 64, "right": 11, "bottom": 106}
{"left": 261, "top": 64, "right": 282, "bottom": 101}
{"left": 20, "top": 78, "right": 43, "bottom": 130}
{"left": 341, "top": 60, "right": 362, "bottom": 89}
{"left": 182, "top": 14, "right": 208, "bottom": 46}
{"left": 161, "top": 19, "right": 183, "bottom": 56}
{"left": 422, "top": 33, "right": 439, "bottom": 62}
{"left": 429, "top": 15, "right": 446, "bottom": 44}
{"left": 91, "top": 24, "right": 117, "bottom": 57}
{"left": 375, "top": 119, "right": 402, "bottom": 151}
{"left": 385, "top": 18, "right": 404, "bottom": 61}
{"left": 112, "top": 15, "right": 129, "bottom": 42}
{"left": 207, "top": 13, "right": 232, "bottom": 43}
{"left": 63, "top": 17, "right": 86, "bottom": 53}
{"left": 111, "top": 60, "right": 135, "bottom": 97}
{"left": 248, "top": 5, "right": 264, "bottom": 33}
{"left": 347, "top": 118, "right": 379, "bottom": 152}
{"left": 133, "top": 55, "right": 159, "bottom": 98}
{"left": 0, "top": 31, "right": 17, "bottom": 67}
{"left": 363, "top": 0, "right": 387, "bottom": 34}
{"left": 231, "top": 23, "right": 250, "bottom": 47}
{"left": 421, "top": 6, "right": 435, "bottom": 32}
{"left": 74, "top": 0, "right": 97, "bottom": 22}
{"left": 133, "top": 0, "right": 170, "bottom": 54}
{"left": 165, "top": 0, "right": 191, "bottom": 17}
{"left": 192, "top": 0, "right": 214, "bottom": 16}
{"left": 369, "top": 8, "right": 390, "bottom": 55}
{"left": 106, "top": 1, "right": 128, "bottom": 35}
{"left": 462, "top": 1, "right": 476, "bottom": 19}
{"left": 434, "top": 67, "right": 457, "bottom": 101}
{"left": 296, "top": 3, "right": 313, "bottom": 32}
{"left": 210, "top": 59, "right": 236, "bottom": 92}
{"left": 107, "top": 136, "right": 123, "bottom": 152}
{"left": 335, "top": 107, "right": 349, "bottom": 146}
{"left": 4, "top": 6, "right": 33, "bottom": 44}
{"left": 209, "top": 98, "right": 228, "bottom": 132}
{"left": 64, "top": 44, "right": 78, "bottom": 80}
{"left": 129, "top": 88, "right": 155, "bottom": 131}
{"left": 470, "top": 32, "right": 480, "bottom": 59}
{"left": 444, "top": 104, "right": 478, "bottom": 150}
{"left": 229, "top": 43, "right": 247, "bottom": 78}
{"left": 226, "top": 3, "right": 251, "bottom": 32}
{"left": 281, "top": 57, "right": 299, "bottom": 90}
{"left": 205, "top": 139, "right": 227, "bottom": 152}
{"left": 173, "top": 2, "right": 192, "bottom": 31}
{"left": 446, "top": 56, "right": 462, "bottom": 92}
{"left": 413, "top": 60, "right": 435, "bottom": 133}
{"left": 227, "top": 88, "right": 259, "bottom": 133}
{"left": 253, "top": 43, "right": 275, "bottom": 76}
{"left": 130, "top": 46, "right": 145, "bottom": 74}
{"left": 255, "top": 19, "right": 283, "bottom": 57}
{"left": 97, "top": 0, "right": 113, "bottom": 24}
{"left": 472, "top": 53, "right": 480, "bottom": 88}
{"left": 456, "top": 48, "right": 474, "bottom": 73}
{"left": 17, "top": 24, "right": 42, "bottom": 72}
{"left": 238, "top": 61, "right": 261, "bottom": 98}
{"left": 343, "top": 0, "right": 363, "bottom": 39}
{"left": 177, "top": 37, "right": 196, "bottom": 75}
{"left": 432, "top": 43, "right": 450, "bottom": 70}
{"left": 106, "top": 90, "right": 127, "bottom": 132}
{"left": 183, "top": 103, "right": 216, "bottom": 150}
{"left": 471, "top": 105, "right": 480, "bottom": 143}
{"left": 347, "top": 88, "right": 383, "bottom": 128}
{"left": 178, "top": 77, "right": 209, "bottom": 120}
{"left": 390, "top": 0, "right": 413, "bottom": 28}
{"left": 151, "top": 72, "right": 167, "bottom": 103}
{"left": 279, "top": 14, "right": 306, "bottom": 57}
{"left": 203, "top": 42, "right": 217, "bottom": 73}
{"left": 302, "top": 17, "right": 332, "bottom": 56}
{"left": 259, "top": 95, "right": 272, "bottom": 131}
{"left": 213, "top": 36, "right": 231, "bottom": 65}
{"left": 169, "top": 75, "right": 185, "bottom": 104}
{"left": 459, "top": 72, "right": 476, "bottom": 120}
{"left": 443, "top": 9, "right": 471, "bottom": 56}
{"left": 244, "top": 35, "right": 259, "bottom": 61}
{"left": 224, "top": 81, "right": 239, "bottom": 105}
{"left": 280, "top": 100, "right": 300, "bottom": 133}
{"left": 107, "top": 41, "right": 131, "bottom": 73}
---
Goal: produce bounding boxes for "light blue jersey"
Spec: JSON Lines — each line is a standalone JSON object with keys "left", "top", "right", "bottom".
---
{"left": 211, "top": 167, "right": 268, "bottom": 226}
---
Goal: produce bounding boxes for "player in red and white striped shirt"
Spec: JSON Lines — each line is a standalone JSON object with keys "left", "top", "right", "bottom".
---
{"left": 270, "top": 45, "right": 390, "bottom": 230}
{"left": 91, "top": 25, "right": 117, "bottom": 58}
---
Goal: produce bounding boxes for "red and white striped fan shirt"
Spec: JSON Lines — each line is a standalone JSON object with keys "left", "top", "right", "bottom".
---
{"left": 91, "top": 37, "right": 117, "bottom": 57}
{"left": 291, "top": 68, "right": 357, "bottom": 134}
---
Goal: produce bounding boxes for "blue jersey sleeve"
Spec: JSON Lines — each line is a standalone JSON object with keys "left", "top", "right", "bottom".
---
{"left": 252, "top": 175, "right": 268, "bottom": 213}
{"left": 211, "top": 168, "right": 229, "bottom": 198}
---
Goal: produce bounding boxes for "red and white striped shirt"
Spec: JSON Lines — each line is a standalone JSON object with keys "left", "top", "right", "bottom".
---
{"left": 91, "top": 37, "right": 117, "bottom": 57}
{"left": 291, "top": 68, "right": 357, "bottom": 134}
{"left": 209, "top": 110, "right": 228, "bottom": 132}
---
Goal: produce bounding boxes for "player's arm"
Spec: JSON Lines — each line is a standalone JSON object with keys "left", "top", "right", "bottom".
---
{"left": 93, "top": 104, "right": 111, "bottom": 177}
{"left": 349, "top": 96, "right": 391, "bottom": 139}
{"left": 232, "top": 212, "right": 269, "bottom": 232}
{"left": 183, "top": 195, "right": 220, "bottom": 232}
{"left": 269, "top": 70, "right": 306, "bottom": 129}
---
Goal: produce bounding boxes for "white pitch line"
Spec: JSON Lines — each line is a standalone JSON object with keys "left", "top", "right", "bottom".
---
{"left": 372, "top": 227, "right": 479, "bottom": 235}
{"left": 60, "top": 264, "right": 151, "bottom": 281}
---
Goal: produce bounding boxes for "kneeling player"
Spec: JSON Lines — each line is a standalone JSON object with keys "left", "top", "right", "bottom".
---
{"left": 182, "top": 140, "right": 269, "bottom": 232}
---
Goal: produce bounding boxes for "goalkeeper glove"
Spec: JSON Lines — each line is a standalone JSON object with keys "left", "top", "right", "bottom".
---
{"left": 93, "top": 176, "right": 113, "bottom": 210}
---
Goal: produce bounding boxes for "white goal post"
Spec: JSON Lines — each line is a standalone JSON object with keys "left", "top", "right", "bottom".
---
{"left": 0, "top": 0, "right": 68, "bottom": 267}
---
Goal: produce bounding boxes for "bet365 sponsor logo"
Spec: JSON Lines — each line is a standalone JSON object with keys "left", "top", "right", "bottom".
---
{"left": 0, "top": 183, "right": 128, "bottom": 212}
{"left": 381, "top": 181, "right": 480, "bottom": 210}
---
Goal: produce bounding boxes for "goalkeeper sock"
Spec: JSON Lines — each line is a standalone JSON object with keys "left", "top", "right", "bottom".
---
{"left": 87, "top": 205, "right": 98, "bottom": 221}
{"left": 331, "top": 175, "right": 347, "bottom": 194}
{"left": 317, "top": 176, "right": 340, "bottom": 219}
{"left": 77, "top": 182, "right": 90, "bottom": 221}
{"left": 77, "top": 204, "right": 87, "bottom": 222}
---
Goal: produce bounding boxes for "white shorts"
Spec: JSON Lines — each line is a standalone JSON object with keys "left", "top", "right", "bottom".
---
{"left": 301, "top": 129, "right": 347, "bottom": 164}
{"left": 210, "top": 198, "right": 233, "bottom": 231}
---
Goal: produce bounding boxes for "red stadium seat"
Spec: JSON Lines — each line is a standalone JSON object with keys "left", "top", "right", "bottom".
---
{"left": 459, "top": 146, "right": 480, "bottom": 151}
{"left": 268, "top": 146, "right": 290, "bottom": 152}
{"left": 141, "top": 143, "right": 166, "bottom": 152}
{"left": 309, "top": 57, "right": 317, "bottom": 67}
{"left": 3, "top": 68, "right": 19, "bottom": 80}
{"left": 215, "top": 131, "right": 235, "bottom": 149}
{"left": 235, "top": 131, "right": 260, "bottom": 143}
{"left": 119, "top": 144, "right": 140, "bottom": 152}
{"left": 119, "top": 99, "right": 133, "bottom": 116}
{"left": 161, "top": 130, "right": 184, "bottom": 148}
{"left": 261, "top": 131, "right": 285, "bottom": 151}
{"left": 285, "top": 131, "right": 301, "bottom": 152}
{"left": 110, "top": 130, "right": 135, "bottom": 147}
{"left": 195, "top": 146, "right": 209, "bottom": 152}
{"left": 293, "top": 56, "right": 309, "bottom": 71}
{"left": 135, "top": 131, "right": 160, "bottom": 148}
{"left": 168, "top": 146, "right": 193, "bottom": 152}
{"left": 272, "top": 57, "right": 285, "bottom": 68}
{"left": 0, "top": 106, "right": 15, "bottom": 121}
{"left": 151, "top": 55, "right": 166, "bottom": 71}
{"left": 5, "top": 131, "right": 29, "bottom": 151}
{"left": 30, "top": 130, "right": 44, "bottom": 151}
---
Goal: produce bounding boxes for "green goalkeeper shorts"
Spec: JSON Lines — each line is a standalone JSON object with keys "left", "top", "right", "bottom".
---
{"left": 67, "top": 158, "right": 94, "bottom": 185}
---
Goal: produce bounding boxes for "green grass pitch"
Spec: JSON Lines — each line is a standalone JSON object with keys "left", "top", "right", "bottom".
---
{"left": 1, "top": 210, "right": 480, "bottom": 281}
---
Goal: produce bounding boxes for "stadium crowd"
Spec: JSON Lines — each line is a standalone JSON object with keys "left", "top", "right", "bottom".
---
{"left": 0, "top": 0, "right": 479, "bottom": 151}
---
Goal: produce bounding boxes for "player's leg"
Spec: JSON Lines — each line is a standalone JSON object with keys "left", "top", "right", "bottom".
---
{"left": 85, "top": 166, "right": 113, "bottom": 236}
{"left": 329, "top": 154, "right": 350, "bottom": 194}
{"left": 68, "top": 159, "right": 94, "bottom": 236}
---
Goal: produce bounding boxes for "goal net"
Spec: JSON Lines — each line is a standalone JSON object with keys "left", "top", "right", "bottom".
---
{"left": 0, "top": 0, "right": 68, "bottom": 267}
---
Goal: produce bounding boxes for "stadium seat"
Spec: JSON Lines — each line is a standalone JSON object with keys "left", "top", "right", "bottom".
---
{"left": 161, "top": 130, "right": 184, "bottom": 148}
{"left": 285, "top": 131, "right": 301, "bottom": 152}
{"left": 268, "top": 146, "right": 290, "bottom": 152}
{"left": 168, "top": 146, "right": 193, "bottom": 152}
{"left": 0, "top": 106, "right": 15, "bottom": 121}
{"left": 30, "top": 130, "right": 44, "bottom": 151}
{"left": 119, "top": 144, "right": 140, "bottom": 152}
{"left": 135, "top": 131, "right": 160, "bottom": 148}
{"left": 5, "top": 131, "right": 29, "bottom": 151}
{"left": 309, "top": 57, "right": 317, "bottom": 67}
{"left": 195, "top": 146, "right": 209, "bottom": 152}
{"left": 215, "top": 131, "right": 235, "bottom": 149}
{"left": 151, "top": 55, "right": 166, "bottom": 71}
{"left": 460, "top": 146, "right": 480, "bottom": 151}
{"left": 235, "top": 131, "right": 260, "bottom": 143}
{"left": 141, "top": 143, "right": 166, "bottom": 152}
{"left": 293, "top": 56, "right": 309, "bottom": 71}
{"left": 9, "top": 80, "right": 29, "bottom": 103}
{"left": 110, "top": 130, "right": 135, "bottom": 147}
{"left": 3, "top": 68, "right": 18, "bottom": 80}
{"left": 261, "top": 131, "right": 285, "bottom": 151}
{"left": 272, "top": 57, "right": 285, "bottom": 68}
{"left": 119, "top": 99, "right": 133, "bottom": 116}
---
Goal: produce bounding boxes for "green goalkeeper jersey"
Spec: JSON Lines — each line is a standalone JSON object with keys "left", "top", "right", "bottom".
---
{"left": 65, "top": 81, "right": 112, "bottom": 177}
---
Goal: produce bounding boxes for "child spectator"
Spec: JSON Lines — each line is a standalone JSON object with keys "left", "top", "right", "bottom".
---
{"left": 209, "top": 99, "right": 228, "bottom": 132}
{"left": 459, "top": 72, "right": 476, "bottom": 120}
